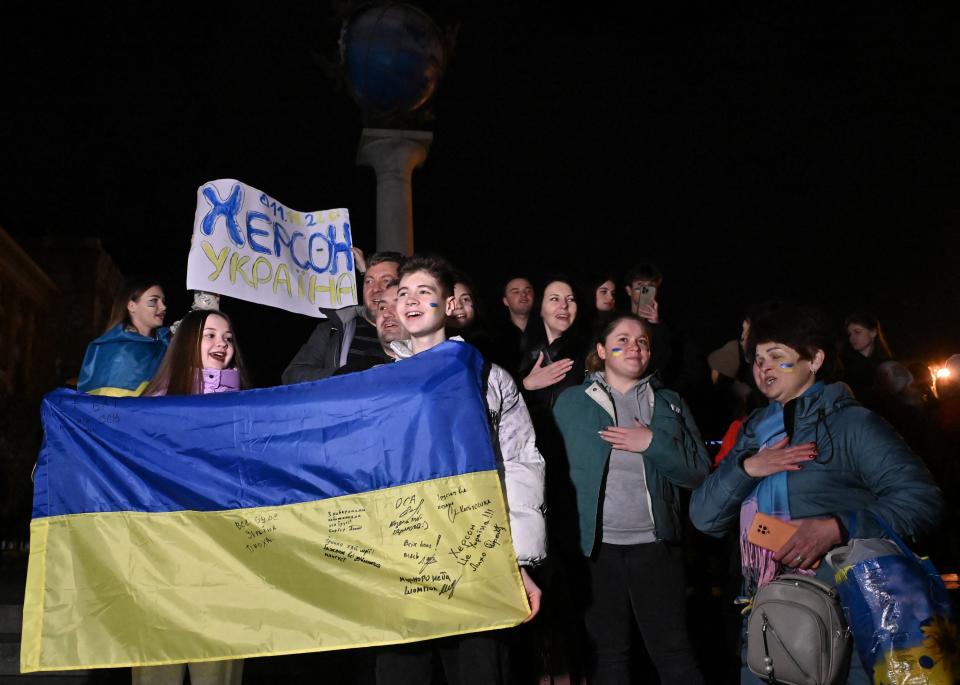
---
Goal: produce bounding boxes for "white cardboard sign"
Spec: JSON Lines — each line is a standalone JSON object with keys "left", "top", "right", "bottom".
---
{"left": 187, "top": 179, "right": 357, "bottom": 316}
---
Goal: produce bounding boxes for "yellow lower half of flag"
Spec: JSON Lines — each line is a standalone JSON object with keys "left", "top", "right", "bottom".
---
{"left": 85, "top": 381, "right": 149, "bottom": 397}
{"left": 22, "top": 471, "right": 528, "bottom": 672}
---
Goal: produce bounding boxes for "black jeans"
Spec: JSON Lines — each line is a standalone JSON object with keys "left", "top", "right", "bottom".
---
{"left": 375, "top": 633, "right": 508, "bottom": 685}
{"left": 585, "top": 541, "right": 705, "bottom": 685}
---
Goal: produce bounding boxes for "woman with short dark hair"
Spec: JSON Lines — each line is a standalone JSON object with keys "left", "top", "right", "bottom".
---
{"left": 690, "top": 304, "right": 942, "bottom": 684}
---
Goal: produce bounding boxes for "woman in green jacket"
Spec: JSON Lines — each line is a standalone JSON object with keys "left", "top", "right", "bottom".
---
{"left": 552, "top": 313, "right": 710, "bottom": 685}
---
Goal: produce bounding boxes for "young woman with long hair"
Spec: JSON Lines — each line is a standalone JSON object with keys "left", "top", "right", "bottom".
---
{"left": 840, "top": 310, "right": 893, "bottom": 403}
{"left": 135, "top": 308, "right": 248, "bottom": 685}
{"left": 77, "top": 278, "right": 170, "bottom": 396}
{"left": 144, "top": 309, "right": 249, "bottom": 397}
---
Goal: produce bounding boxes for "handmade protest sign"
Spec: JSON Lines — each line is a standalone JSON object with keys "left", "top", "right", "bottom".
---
{"left": 186, "top": 179, "right": 357, "bottom": 316}
{"left": 21, "top": 342, "right": 530, "bottom": 672}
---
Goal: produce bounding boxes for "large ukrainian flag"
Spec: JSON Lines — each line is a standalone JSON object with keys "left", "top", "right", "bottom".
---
{"left": 22, "top": 341, "right": 529, "bottom": 672}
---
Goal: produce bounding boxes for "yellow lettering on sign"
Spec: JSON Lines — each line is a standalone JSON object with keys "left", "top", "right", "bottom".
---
{"left": 274, "top": 264, "right": 293, "bottom": 296}
{"left": 336, "top": 273, "right": 355, "bottom": 303}
{"left": 201, "top": 242, "right": 230, "bottom": 281}
{"left": 229, "top": 253, "right": 254, "bottom": 286}
{"left": 252, "top": 257, "right": 273, "bottom": 290}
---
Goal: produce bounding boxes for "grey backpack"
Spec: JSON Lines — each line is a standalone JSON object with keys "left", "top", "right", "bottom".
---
{"left": 747, "top": 574, "right": 852, "bottom": 685}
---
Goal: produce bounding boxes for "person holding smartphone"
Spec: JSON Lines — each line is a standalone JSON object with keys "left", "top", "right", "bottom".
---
{"left": 623, "top": 263, "right": 704, "bottom": 397}
{"left": 625, "top": 266, "right": 660, "bottom": 324}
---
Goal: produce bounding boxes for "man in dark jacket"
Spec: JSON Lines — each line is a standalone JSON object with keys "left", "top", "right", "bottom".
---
{"left": 281, "top": 251, "right": 403, "bottom": 383}
{"left": 332, "top": 282, "right": 407, "bottom": 376}
{"left": 490, "top": 276, "right": 535, "bottom": 376}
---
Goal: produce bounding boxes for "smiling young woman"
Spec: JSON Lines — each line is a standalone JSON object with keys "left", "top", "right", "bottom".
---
{"left": 136, "top": 308, "right": 249, "bottom": 683}
{"left": 519, "top": 278, "right": 585, "bottom": 408}
{"left": 444, "top": 271, "right": 498, "bottom": 362}
{"left": 144, "top": 309, "right": 250, "bottom": 396}
{"left": 505, "top": 277, "right": 590, "bottom": 679}
{"left": 552, "top": 314, "right": 710, "bottom": 684}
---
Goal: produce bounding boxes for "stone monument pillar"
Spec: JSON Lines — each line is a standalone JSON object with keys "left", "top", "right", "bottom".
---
{"left": 356, "top": 128, "right": 432, "bottom": 255}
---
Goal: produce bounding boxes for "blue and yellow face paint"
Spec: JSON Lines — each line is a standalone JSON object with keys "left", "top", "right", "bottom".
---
{"left": 610, "top": 348, "right": 623, "bottom": 357}
{"left": 779, "top": 363, "right": 795, "bottom": 372}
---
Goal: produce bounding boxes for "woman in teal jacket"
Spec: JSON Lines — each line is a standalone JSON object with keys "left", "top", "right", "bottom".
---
{"left": 552, "top": 313, "right": 709, "bottom": 684}
{"left": 689, "top": 304, "right": 942, "bottom": 684}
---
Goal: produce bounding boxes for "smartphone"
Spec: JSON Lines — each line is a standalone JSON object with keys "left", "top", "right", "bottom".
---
{"left": 747, "top": 512, "right": 797, "bottom": 551}
{"left": 747, "top": 512, "right": 820, "bottom": 568}
{"left": 636, "top": 284, "right": 657, "bottom": 307}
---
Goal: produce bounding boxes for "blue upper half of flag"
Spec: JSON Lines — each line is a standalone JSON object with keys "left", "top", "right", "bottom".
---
{"left": 76, "top": 324, "right": 171, "bottom": 394}
{"left": 35, "top": 340, "right": 495, "bottom": 518}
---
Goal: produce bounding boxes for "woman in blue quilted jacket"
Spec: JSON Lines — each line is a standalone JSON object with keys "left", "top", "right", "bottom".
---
{"left": 689, "top": 303, "right": 943, "bottom": 684}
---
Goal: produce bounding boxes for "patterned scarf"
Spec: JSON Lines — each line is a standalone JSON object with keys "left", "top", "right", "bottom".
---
{"left": 739, "top": 383, "right": 821, "bottom": 593}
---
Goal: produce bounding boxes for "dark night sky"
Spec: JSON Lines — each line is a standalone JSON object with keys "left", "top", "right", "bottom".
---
{"left": 3, "top": 4, "right": 960, "bottom": 386}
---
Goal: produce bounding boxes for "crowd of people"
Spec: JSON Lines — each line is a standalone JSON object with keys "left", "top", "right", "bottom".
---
{"left": 74, "top": 249, "right": 956, "bottom": 685}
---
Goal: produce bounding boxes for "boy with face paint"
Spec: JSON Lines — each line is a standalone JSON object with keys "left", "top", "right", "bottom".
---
{"left": 378, "top": 256, "right": 546, "bottom": 685}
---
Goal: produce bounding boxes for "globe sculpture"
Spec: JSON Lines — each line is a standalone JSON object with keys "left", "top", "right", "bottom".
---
{"left": 340, "top": 3, "right": 446, "bottom": 118}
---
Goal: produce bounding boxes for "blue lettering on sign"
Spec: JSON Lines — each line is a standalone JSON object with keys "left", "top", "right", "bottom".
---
{"left": 304, "top": 223, "right": 353, "bottom": 274}
{"left": 273, "top": 223, "right": 308, "bottom": 270}
{"left": 200, "top": 184, "right": 244, "bottom": 247}
{"left": 307, "top": 231, "right": 330, "bottom": 273}
{"left": 330, "top": 222, "right": 353, "bottom": 274}
{"left": 199, "top": 185, "right": 353, "bottom": 278}
{"left": 245, "top": 212, "right": 272, "bottom": 255}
